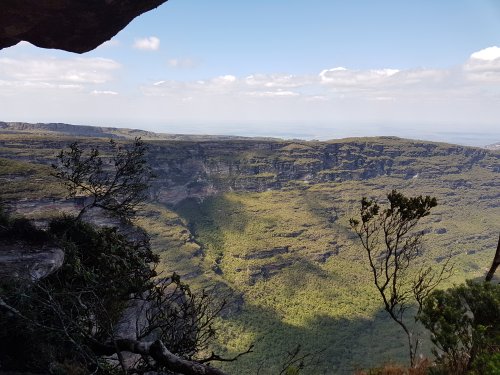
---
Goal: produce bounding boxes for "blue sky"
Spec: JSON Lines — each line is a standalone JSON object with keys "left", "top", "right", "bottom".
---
{"left": 1, "top": 0, "right": 500, "bottom": 144}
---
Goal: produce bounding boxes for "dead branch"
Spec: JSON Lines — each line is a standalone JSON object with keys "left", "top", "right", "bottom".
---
{"left": 93, "top": 339, "right": 230, "bottom": 375}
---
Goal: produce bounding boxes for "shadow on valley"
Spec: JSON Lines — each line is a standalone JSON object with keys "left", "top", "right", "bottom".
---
{"left": 218, "top": 301, "right": 412, "bottom": 375}
{"left": 173, "top": 196, "right": 413, "bottom": 374}
{"left": 174, "top": 196, "right": 250, "bottom": 271}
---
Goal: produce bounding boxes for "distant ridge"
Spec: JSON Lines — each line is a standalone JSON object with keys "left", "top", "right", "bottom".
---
{"left": 0, "top": 121, "right": 276, "bottom": 142}
{"left": 485, "top": 142, "right": 500, "bottom": 151}
{"left": 1, "top": 121, "right": 498, "bottom": 149}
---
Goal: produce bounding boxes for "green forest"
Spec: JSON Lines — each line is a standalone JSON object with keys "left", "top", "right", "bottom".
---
{"left": 0, "top": 129, "right": 499, "bottom": 374}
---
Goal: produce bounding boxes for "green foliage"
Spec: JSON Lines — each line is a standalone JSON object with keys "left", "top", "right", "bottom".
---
{"left": 49, "top": 216, "right": 158, "bottom": 304}
{"left": 167, "top": 179, "right": 498, "bottom": 374}
{"left": 1, "top": 133, "right": 499, "bottom": 373}
{"left": 351, "top": 189, "right": 437, "bottom": 226}
{"left": 283, "top": 366, "right": 301, "bottom": 375}
{"left": 418, "top": 280, "right": 500, "bottom": 374}
{"left": 470, "top": 352, "right": 500, "bottom": 375}
{"left": 0, "top": 139, "right": 236, "bottom": 375}
{"left": 0, "top": 215, "right": 158, "bottom": 373}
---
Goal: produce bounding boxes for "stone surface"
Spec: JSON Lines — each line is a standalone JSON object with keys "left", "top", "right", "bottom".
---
{"left": 0, "top": 242, "right": 64, "bottom": 282}
{"left": 0, "top": 0, "right": 169, "bottom": 53}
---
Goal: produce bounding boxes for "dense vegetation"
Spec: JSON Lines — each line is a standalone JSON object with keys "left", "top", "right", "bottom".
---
{"left": 0, "top": 214, "right": 155, "bottom": 373}
{"left": 419, "top": 280, "right": 500, "bottom": 374}
{"left": 0, "top": 126, "right": 499, "bottom": 374}
{"left": 0, "top": 140, "right": 237, "bottom": 375}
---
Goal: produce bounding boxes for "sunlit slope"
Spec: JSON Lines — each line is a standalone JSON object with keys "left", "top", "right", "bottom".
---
{"left": 0, "top": 128, "right": 498, "bottom": 373}
{"left": 170, "top": 173, "right": 498, "bottom": 374}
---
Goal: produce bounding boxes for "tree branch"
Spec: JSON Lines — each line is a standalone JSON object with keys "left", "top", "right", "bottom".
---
{"left": 92, "top": 339, "right": 230, "bottom": 375}
{"left": 198, "top": 344, "right": 254, "bottom": 364}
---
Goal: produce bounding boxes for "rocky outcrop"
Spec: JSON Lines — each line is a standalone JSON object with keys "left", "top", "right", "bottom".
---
{"left": 239, "top": 260, "right": 295, "bottom": 285}
{"left": 0, "top": 0, "right": 168, "bottom": 53}
{"left": 0, "top": 242, "right": 64, "bottom": 282}
{"left": 240, "top": 246, "right": 290, "bottom": 260}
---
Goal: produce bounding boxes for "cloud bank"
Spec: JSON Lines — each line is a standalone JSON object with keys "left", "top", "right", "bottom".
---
{"left": 0, "top": 47, "right": 499, "bottom": 141}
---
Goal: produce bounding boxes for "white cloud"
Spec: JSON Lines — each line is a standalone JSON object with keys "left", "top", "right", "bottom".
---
{"left": 0, "top": 80, "right": 82, "bottom": 90}
{"left": 133, "top": 36, "right": 160, "bottom": 51}
{"left": 0, "top": 57, "right": 120, "bottom": 85}
{"left": 464, "top": 46, "right": 500, "bottom": 82}
{"left": 394, "top": 69, "right": 448, "bottom": 85}
{"left": 470, "top": 46, "right": 500, "bottom": 61}
{"left": 247, "top": 90, "right": 300, "bottom": 98}
{"left": 214, "top": 75, "right": 237, "bottom": 84}
{"left": 91, "top": 90, "right": 119, "bottom": 95}
{"left": 305, "top": 95, "right": 328, "bottom": 102}
{"left": 142, "top": 75, "right": 239, "bottom": 97}
{"left": 3, "top": 46, "right": 500, "bottom": 139}
{"left": 142, "top": 74, "right": 307, "bottom": 100}
{"left": 245, "top": 74, "right": 309, "bottom": 89}
{"left": 319, "top": 67, "right": 399, "bottom": 87}
{"left": 371, "top": 96, "right": 395, "bottom": 101}
{"left": 133, "top": 47, "right": 500, "bottom": 135}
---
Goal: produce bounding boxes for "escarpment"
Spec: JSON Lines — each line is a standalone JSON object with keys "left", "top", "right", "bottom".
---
{"left": 0, "top": 124, "right": 498, "bottom": 205}
{"left": 142, "top": 138, "right": 499, "bottom": 204}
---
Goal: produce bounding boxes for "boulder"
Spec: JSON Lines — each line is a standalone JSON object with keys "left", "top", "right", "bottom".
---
{"left": 0, "top": 241, "right": 64, "bottom": 282}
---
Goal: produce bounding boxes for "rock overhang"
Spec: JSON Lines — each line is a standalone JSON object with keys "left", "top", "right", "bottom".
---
{"left": 0, "top": 0, "right": 169, "bottom": 53}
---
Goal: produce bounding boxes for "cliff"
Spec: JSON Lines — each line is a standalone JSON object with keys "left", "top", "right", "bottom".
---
{"left": 145, "top": 137, "right": 499, "bottom": 204}
{"left": 0, "top": 123, "right": 498, "bottom": 205}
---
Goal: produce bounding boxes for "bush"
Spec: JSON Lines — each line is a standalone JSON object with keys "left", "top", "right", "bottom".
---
{"left": 0, "top": 215, "right": 157, "bottom": 373}
{"left": 418, "top": 280, "right": 500, "bottom": 374}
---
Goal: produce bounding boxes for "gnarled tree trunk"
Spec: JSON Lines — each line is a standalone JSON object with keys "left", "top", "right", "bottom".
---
{"left": 485, "top": 233, "right": 500, "bottom": 282}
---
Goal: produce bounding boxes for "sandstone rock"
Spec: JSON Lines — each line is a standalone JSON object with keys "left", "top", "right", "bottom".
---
{"left": 242, "top": 246, "right": 290, "bottom": 260}
{"left": 0, "top": 242, "right": 64, "bottom": 282}
{"left": 246, "top": 260, "right": 294, "bottom": 285}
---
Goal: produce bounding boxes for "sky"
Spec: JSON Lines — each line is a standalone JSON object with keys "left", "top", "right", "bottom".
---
{"left": 1, "top": 0, "right": 500, "bottom": 145}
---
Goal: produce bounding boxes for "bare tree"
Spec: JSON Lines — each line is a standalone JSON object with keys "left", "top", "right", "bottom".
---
{"left": 52, "top": 137, "right": 153, "bottom": 221}
{"left": 349, "top": 190, "right": 453, "bottom": 367}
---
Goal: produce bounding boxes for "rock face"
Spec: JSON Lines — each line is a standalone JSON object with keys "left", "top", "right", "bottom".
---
{"left": 143, "top": 138, "right": 499, "bottom": 204}
{"left": 0, "top": 242, "right": 64, "bottom": 282}
{"left": 0, "top": 0, "right": 169, "bottom": 53}
{"left": 0, "top": 123, "right": 499, "bottom": 205}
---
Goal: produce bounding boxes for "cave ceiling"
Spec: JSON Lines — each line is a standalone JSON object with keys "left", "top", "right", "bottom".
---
{"left": 0, "top": 0, "right": 169, "bottom": 53}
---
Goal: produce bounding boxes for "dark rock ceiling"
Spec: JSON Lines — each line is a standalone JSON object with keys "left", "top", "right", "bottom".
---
{"left": 0, "top": 0, "right": 169, "bottom": 53}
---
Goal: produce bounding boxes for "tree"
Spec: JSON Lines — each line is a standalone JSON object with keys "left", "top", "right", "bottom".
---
{"left": 418, "top": 280, "right": 500, "bottom": 374}
{"left": 349, "top": 190, "right": 453, "bottom": 367}
{"left": 1, "top": 139, "right": 251, "bottom": 375}
{"left": 52, "top": 137, "right": 153, "bottom": 221}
